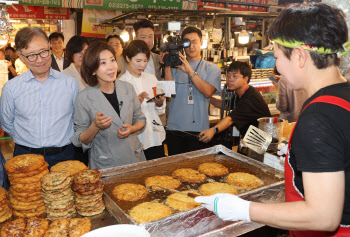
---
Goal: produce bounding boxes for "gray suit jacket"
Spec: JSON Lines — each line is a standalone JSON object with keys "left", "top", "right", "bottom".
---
{"left": 118, "top": 52, "right": 161, "bottom": 80}
{"left": 70, "top": 80, "right": 146, "bottom": 170}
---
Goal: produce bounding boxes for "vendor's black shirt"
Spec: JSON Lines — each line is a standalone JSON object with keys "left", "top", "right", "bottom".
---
{"left": 228, "top": 86, "right": 271, "bottom": 136}
{"left": 290, "top": 82, "right": 350, "bottom": 225}
{"left": 102, "top": 89, "right": 120, "bottom": 116}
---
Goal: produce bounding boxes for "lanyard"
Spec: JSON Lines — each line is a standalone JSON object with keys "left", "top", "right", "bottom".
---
{"left": 188, "top": 59, "right": 202, "bottom": 85}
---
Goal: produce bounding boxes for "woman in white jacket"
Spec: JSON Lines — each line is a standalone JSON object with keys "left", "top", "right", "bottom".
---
{"left": 120, "top": 40, "right": 166, "bottom": 160}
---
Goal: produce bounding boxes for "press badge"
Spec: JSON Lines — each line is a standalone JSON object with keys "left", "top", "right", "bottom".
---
{"left": 188, "top": 84, "right": 194, "bottom": 104}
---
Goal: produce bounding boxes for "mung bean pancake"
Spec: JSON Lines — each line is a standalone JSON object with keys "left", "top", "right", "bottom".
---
{"left": 172, "top": 168, "right": 206, "bottom": 183}
{"left": 226, "top": 172, "right": 263, "bottom": 189}
{"left": 130, "top": 202, "right": 171, "bottom": 223}
{"left": 8, "top": 162, "right": 48, "bottom": 179}
{"left": 166, "top": 191, "right": 201, "bottom": 211}
{"left": 198, "top": 163, "right": 229, "bottom": 176}
{"left": 199, "top": 182, "right": 237, "bottom": 196}
{"left": 0, "top": 218, "right": 26, "bottom": 237}
{"left": 112, "top": 183, "right": 149, "bottom": 201}
{"left": 5, "top": 154, "right": 45, "bottom": 174}
{"left": 44, "top": 219, "right": 70, "bottom": 237}
{"left": 23, "top": 217, "right": 49, "bottom": 237}
{"left": 145, "top": 175, "right": 181, "bottom": 191}
{"left": 41, "top": 171, "right": 71, "bottom": 187}
{"left": 51, "top": 160, "right": 88, "bottom": 177}
{"left": 69, "top": 218, "right": 91, "bottom": 237}
{"left": 73, "top": 169, "right": 101, "bottom": 185}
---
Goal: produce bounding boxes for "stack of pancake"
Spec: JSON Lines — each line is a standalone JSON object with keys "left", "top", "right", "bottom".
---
{"left": 5, "top": 154, "right": 49, "bottom": 218}
{"left": 72, "top": 169, "right": 105, "bottom": 216}
{"left": 41, "top": 170, "right": 76, "bottom": 221}
{"left": 0, "top": 187, "right": 12, "bottom": 223}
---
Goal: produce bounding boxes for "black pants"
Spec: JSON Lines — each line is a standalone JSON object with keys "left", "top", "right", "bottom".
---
{"left": 143, "top": 145, "right": 165, "bottom": 161}
{"left": 73, "top": 146, "right": 89, "bottom": 167}
{"left": 166, "top": 130, "right": 212, "bottom": 156}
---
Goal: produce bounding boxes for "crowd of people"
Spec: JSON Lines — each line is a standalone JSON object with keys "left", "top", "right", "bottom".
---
{"left": 1, "top": 2, "right": 350, "bottom": 235}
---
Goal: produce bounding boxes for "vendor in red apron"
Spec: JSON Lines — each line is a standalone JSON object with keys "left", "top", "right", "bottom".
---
{"left": 195, "top": 2, "right": 350, "bottom": 236}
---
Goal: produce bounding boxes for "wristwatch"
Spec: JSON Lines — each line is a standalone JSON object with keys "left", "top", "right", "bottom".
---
{"left": 213, "top": 126, "right": 219, "bottom": 134}
{"left": 189, "top": 71, "right": 197, "bottom": 79}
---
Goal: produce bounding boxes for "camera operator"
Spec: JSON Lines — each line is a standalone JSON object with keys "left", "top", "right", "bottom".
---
{"left": 162, "top": 26, "right": 221, "bottom": 156}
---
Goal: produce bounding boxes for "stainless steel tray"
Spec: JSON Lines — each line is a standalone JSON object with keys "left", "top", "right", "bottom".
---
{"left": 100, "top": 145, "right": 285, "bottom": 237}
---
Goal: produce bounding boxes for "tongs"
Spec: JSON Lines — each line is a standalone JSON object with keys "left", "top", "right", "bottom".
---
{"left": 153, "top": 185, "right": 199, "bottom": 198}
{"left": 152, "top": 120, "right": 200, "bottom": 138}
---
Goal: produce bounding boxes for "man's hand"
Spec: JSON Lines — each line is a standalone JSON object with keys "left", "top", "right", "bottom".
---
{"left": 176, "top": 52, "right": 192, "bottom": 75}
{"left": 198, "top": 127, "right": 215, "bottom": 143}
{"left": 117, "top": 124, "right": 134, "bottom": 139}
{"left": 195, "top": 193, "right": 251, "bottom": 222}
{"left": 138, "top": 92, "right": 149, "bottom": 104}
{"left": 93, "top": 112, "right": 111, "bottom": 130}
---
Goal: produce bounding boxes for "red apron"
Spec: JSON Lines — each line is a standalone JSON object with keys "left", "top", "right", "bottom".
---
{"left": 285, "top": 95, "right": 350, "bottom": 237}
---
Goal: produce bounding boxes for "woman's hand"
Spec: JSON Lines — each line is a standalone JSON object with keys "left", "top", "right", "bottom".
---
{"left": 93, "top": 112, "right": 111, "bottom": 129}
{"left": 117, "top": 124, "right": 134, "bottom": 139}
{"left": 138, "top": 92, "right": 149, "bottom": 104}
{"left": 152, "top": 89, "right": 165, "bottom": 107}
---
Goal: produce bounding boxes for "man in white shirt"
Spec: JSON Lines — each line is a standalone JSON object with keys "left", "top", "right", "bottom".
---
{"left": 49, "top": 32, "right": 70, "bottom": 72}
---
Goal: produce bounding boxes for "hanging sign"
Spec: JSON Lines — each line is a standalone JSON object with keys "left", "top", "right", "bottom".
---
{"left": 8, "top": 4, "right": 70, "bottom": 20}
{"left": 81, "top": 9, "right": 116, "bottom": 38}
{"left": 18, "top": 0, "right": 187, "bottom": 10}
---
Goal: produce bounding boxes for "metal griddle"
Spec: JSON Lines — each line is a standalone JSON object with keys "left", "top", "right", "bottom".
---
{"left": 100, "top": 145, "right": 285, "bottom": 237}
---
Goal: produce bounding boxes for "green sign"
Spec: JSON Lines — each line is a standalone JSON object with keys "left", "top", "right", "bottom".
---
{"left": 19, "top": 0, "right": 62, "bottom": 7}
{"left": 84, "top": 0, "right": 183, "bottom": 11}
{"left": 19, "top": 0, "right": 184, "bottom": 10}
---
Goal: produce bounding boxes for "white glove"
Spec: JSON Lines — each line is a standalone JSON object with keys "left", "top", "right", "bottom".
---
{"left": 194, "top": 193, "right": 251, "bottom": 222}
{"left": 277, "top": 143, "right": 288, "bottom": 162}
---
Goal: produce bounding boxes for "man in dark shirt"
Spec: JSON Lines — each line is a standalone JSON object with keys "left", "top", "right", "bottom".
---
{"left": 199, "top": 61, "right": 270, "bottom": 143}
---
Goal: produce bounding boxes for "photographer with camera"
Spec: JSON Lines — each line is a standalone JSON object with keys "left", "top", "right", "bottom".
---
{"left": 162, "top": 26, "right": 221, "bottom": 156}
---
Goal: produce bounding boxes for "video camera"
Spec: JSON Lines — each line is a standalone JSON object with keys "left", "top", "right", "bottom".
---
{"left": 160, "top": 22, "right": 190, "bottom": 67}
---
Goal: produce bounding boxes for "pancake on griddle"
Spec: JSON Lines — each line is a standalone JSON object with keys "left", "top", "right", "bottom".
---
{"left": 145, "top": 175, "right": 181, "bottom": 191}
{"left": 172, "top": 168, "right": 206, "bottom": 183}
{"left": 112, "top": 183, "right": 149, "bottom": 201}
{"left": 130, "top": 202, "right": 171, "bottom": 223}
{"left": 166, "top": 191, "right": 201, "bottom": 211}
{"left": 198, "top": 162, "right": 229, "bottom": 176}
{"left": 199, "top": 182, "right": 237, "bottom": 196}
{"left": 226, "top": 172, "right": 263, "bottom": 189}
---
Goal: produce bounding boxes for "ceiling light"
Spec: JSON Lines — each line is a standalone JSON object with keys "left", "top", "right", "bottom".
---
{"left": 238, "top": 30, "right": 249, "bottom": 44}
{"left": 120, "top": 29, "right": 129, "bottom": 42}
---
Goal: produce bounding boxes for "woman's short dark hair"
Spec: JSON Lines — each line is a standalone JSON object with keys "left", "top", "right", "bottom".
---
{"left": 15, "top": 27, "right": 48, "bottom": 53}
{"left": 106, "top": 34, "right": 124, "bottom": 47}
{"left": 181, "top": 26, "right": 202, "bottom": 40}
{"left": 123, "top": 40, "right": 150, "bottom": 61}
{"left": 227, "top": 61, "right": 252, "bottom": 83}
{"left": 268, "top": 2, "right": 348, "bottom": 69}
{"left": 82, "top": 41, "right": 116, "bottom": 87}
{"left": 65, "top": 35, "right": 89, "bottom": 64}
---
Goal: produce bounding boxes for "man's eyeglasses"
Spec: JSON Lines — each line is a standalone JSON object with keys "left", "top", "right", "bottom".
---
{"left": 21, "top": 49, "right": 50, "bottom": 62}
